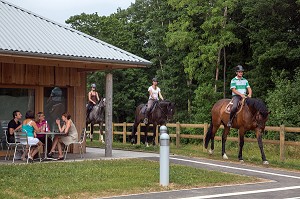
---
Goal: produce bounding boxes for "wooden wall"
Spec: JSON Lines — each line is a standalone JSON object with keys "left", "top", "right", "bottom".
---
{"left": 0, "top": 63, "right": 81, "bottom": 86}
{"left": 0, "top": 62, "right": 86, "bottom": 154}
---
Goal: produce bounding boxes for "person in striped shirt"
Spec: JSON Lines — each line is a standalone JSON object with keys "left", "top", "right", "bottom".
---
{"left": 227, "top": 65, "right": 252, "bottom": 127}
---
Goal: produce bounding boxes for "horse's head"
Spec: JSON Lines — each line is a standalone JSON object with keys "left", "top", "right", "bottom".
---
{"left": 246, "top": 98, "right": 270, "bottom": 130}
{"left": 99, "top": 98, "right": 106, "bottom": 108}
{"left": 158, "top": 100, "right": 175, "bottom": 122}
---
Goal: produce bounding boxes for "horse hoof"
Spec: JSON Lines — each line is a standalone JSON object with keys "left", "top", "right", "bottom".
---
{"left": 239, "top": 159, "right": 244, "bottom": 163}
{"left": 222, "top": 154, "right": 228, "bottom": 159}
{"left": 145, "top": 143, "right": 149, "bottom": 147}
{"left": 101, "top": 140, "right": 105, "bottom": 144}
{"left": 208, "top": 149, "right": 214, "bottom": 155}
{"left": 263, "top": 161, "right": 269, "bottom": 165}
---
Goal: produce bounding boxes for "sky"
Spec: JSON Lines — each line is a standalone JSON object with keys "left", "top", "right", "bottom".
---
{"left": 7, "top": 0, "right": 136, "bottom": 25}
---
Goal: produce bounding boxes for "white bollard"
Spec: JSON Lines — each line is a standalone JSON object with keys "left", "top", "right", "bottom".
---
{"left": 160, "top": 125, "right": 169, "bottom": 186}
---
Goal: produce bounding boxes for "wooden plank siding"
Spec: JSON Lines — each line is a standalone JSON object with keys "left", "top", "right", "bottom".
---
{"left": 0, "top": 62, "right": 86, "bottom": 155}
{"left": 0, "top": 63, "right": 80, "bottom": 86}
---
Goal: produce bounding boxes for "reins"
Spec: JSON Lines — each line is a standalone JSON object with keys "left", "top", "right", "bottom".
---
{"left": 157, "top": 102, "right": 170, "bottom": 121}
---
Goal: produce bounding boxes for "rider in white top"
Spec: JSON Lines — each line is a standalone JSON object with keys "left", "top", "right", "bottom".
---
{"left": 144, "top": 77, "right": 164, "bottom": 124}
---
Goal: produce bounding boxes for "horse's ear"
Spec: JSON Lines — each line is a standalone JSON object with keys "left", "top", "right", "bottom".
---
{"left": 268, "top": 111, "right": 271, "bottom": 115}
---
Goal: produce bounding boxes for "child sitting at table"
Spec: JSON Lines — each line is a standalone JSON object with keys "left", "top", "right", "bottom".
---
{"left": 48, "top": 112, "right": 78, "bottom": 160}
{"left": 35, "top": 112, "right": 53, "bottom": 154}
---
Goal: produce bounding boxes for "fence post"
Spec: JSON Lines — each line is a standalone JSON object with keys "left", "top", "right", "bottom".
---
{"left": 176, "top": 122, "right": 180, "bottom": 148}
{"left": 203, "top": 123, "right": 208, "bottom": 152}
{"left": 123, "top": 122, "right": 127, "bottom": 144}
{"left": 137, "top": 124, "right": 141, "bottom": 145}
{"left": 280, "top": 124, "right": 285, "bottom": 161}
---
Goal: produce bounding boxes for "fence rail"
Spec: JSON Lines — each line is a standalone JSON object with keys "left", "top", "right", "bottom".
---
{"left": 87, "top": 122, "right": 300, "bottom": 161}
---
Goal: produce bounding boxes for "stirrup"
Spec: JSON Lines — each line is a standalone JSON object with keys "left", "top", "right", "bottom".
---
{"left": 143, "top": 118, "right": 148, "bottom": 124}
{"left": 227, "top": 121, "right": 232, "bottom": 127}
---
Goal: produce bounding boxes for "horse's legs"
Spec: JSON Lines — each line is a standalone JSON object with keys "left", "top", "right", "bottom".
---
{"left": 221, "top": 127, "right": 230, "bottom": 159}
{"left": 208, "top": 125, "right": 219, "bottom": 155}
{"left": 256, "top": 129, "right": 269, "bottom": 164}
{"left": 238, "top": 130, "right": 245, "bottom": 162}
{"left": 131, "top": 122, "right": 138, "bottom": 144}
{"left": 152, "top": 124, "right": 157, "bottom": 146}
{"left": 99, "top": 122, "right": 104, "bottom": 143}
{"left": 90, "top": 124, "right": 93, "bottom": 142}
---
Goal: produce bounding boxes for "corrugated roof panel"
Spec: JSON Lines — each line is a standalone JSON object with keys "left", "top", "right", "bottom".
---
{"left": 0, "top": 0, "right": 151, "bottom": 66}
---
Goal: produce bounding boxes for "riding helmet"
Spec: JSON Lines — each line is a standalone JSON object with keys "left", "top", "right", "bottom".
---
{"left": 91, "top": 83, "right": 96, "bottom": 88}
{"left": 235, "top": 65, "right": 244, "bottom": 72}
{"left": 152, "top": 77, "right": 158, "bottom": 82}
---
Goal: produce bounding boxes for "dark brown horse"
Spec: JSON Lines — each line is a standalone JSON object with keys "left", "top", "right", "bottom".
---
{"left": 204, "top": 98, "right": 270, "bottom": 164}
{"left": 131, "top": 100, "right": 175, "bottom": 146}
{"left": 86, "top": 98, "right": 105, "bottom": 142}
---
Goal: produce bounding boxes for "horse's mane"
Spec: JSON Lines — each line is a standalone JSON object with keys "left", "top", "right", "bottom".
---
{"left": 245, "top": 98, "right": 269, "bottom": 118}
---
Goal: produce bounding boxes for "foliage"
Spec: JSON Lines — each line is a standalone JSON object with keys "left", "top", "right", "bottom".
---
{"left": 266, "top": 68, "right": 300, "bottom": 127}
{"left": 66, "top": 0, "right": 300, "bottom": 130}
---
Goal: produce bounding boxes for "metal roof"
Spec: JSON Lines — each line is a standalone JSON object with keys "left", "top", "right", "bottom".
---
{"left": 0, "top": 0, "right": 151, "bottom": 66}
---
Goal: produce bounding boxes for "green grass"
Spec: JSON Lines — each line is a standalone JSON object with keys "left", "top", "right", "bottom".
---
{"left": 0, "top": 159, "right": 257, "bottom": 199}
{"left": 87, "top": 134, "right": 300, "bottom": 171}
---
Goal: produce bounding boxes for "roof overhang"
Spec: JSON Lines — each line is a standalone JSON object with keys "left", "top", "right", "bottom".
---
{"left": 0, "top": 51, "right": 150, "bottom": 72}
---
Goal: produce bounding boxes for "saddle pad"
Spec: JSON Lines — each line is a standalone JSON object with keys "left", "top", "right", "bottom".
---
{"left": 225, "top": 99, "right": 234, "bottom": 114}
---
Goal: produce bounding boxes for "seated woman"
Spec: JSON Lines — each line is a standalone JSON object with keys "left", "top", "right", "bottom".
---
{"left": 35, "top": 112, "right": 52, "bottom": 154}
{"left": 48, "top": 112, "right": 78, "bottom": 160}
{"left": 22, "top": 110, "right": 43, "bottom": 162}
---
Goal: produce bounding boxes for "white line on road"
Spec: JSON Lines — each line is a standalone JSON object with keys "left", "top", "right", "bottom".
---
{"left": 178, "top": 186, "right": 300, "bottom": 199}
{"left": 170, "top": 157, "right": 300, "bottom": 180}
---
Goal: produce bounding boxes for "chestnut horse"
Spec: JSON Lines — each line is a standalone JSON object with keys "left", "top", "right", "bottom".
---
{"left": 204, "top": 98, "right": 270, "bottom": 164}
{"left": 86, "top": 98, "right": 105, "bottom": 143}
{"left": 130, "top": 100, "right": 175, "bottom": 146}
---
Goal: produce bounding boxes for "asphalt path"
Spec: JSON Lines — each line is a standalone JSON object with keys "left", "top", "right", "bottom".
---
{"left": 101, "top": 154, "right": 300, "bottom": 199}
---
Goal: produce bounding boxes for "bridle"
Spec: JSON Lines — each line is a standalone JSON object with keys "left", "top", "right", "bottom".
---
{"left": 157, "top": 102, "right": 173, "bottom": 122}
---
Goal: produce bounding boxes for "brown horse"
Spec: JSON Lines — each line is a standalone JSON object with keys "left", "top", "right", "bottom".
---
{"left": 130, "top": 100, "right": 175, "bottom": 146}
{"left": 204, "top": 97, "right": 270, "bottom": 164}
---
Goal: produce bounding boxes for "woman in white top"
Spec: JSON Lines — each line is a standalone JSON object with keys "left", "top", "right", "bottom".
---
{"left": 143, "top": 77, "right": 164, "bottom": 124}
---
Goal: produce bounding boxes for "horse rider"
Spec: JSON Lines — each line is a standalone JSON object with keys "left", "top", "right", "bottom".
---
{"left": 144, "top": 77, "right": 164, "bottom": 124}
{"left": 227, "top": 65, "right": 252, "bottom": 127}
{"left": 87, "top": 83, "right": 100, "bottom": 118}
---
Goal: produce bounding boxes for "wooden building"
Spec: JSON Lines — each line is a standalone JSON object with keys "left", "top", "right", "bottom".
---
{"left": 0, "top": 0, "right": 151, "bottom": 156}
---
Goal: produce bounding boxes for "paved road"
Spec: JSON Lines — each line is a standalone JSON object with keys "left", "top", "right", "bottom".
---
{"left": 100, "top": 153, "right": 300, "bottom": 199}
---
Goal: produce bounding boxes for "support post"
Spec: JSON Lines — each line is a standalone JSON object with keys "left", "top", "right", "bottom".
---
{"left": 203, "top": 123, "right": 208, "bottom": 152}
{"left": 160, "top": 125, "right": 169, "bottom": 186}
{"left": 105, "top": 72, "right": 113, "bottom": 157}
{"left": 176, "top": 122, "right": 180, "bottom": 148}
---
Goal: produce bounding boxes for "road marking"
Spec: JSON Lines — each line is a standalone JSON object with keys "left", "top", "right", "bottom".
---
{"left": 285, "top": 197, "right": 300, "bottom": 199}
{"left": 170, "top": 157, "right": 300, "bottom": 180}
{"left": 178, "top": 185, "right": 300, "bottom": 199}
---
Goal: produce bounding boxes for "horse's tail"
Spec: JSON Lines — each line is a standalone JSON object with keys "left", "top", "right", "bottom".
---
{"left": 204, "top": 117, "right": 213, "bottom": 149}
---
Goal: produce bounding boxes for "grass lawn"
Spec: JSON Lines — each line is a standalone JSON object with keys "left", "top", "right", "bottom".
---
{"left": 87, "top": 134, "right": 300, "bottom": 171}
{"left": 0, "top": 159, "right": 259, "bottom": 199}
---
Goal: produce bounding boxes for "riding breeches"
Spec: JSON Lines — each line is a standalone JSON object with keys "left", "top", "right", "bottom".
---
{"left": 230, "top": 95, "right": 242, "bottom": 119}
{"left": 87, "top": 103, "right": 94, "bottom": 115}
{"left": 145, "top": 99, "right": 155, "bottom": 117}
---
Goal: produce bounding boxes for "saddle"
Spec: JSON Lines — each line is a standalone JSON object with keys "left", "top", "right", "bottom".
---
{"left": 140, "top": 101, "right": 159, "bottom": 115}
{"left": 224, "top": 98, "right": 245, "bottom": 114}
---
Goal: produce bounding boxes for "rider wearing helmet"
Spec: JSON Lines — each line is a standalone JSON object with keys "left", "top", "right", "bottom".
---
{"left": 227, "top": 65, "right": 252, "bottom": 127}
{"left": 144, "top": 77, "right": 164, "bottom": 124}
{"left": 87, "top": 83, "right": 100, "bottom": 118}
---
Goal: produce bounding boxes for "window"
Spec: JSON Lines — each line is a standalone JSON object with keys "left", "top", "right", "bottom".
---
{"left": 0, "top": 88, "right": 35, "bottom": 131}
{"left": 44, "top": 87, "right": 67, "bottom": 131}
